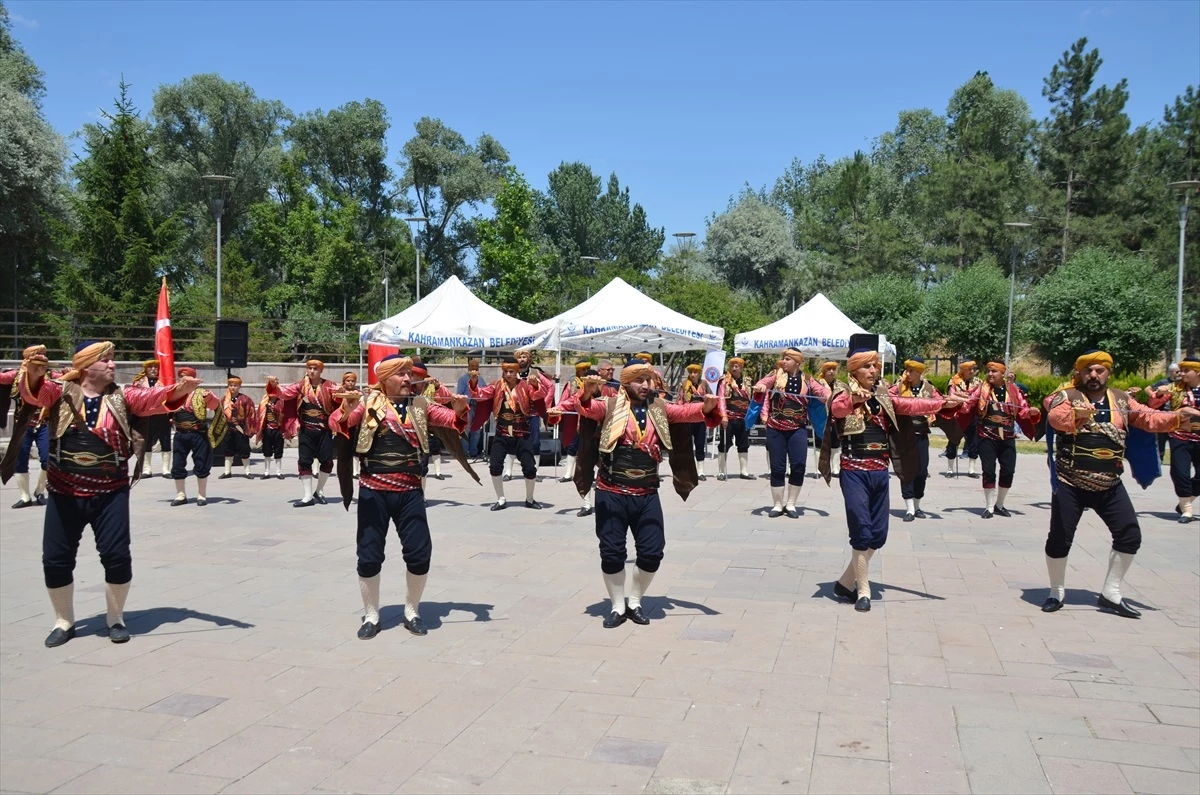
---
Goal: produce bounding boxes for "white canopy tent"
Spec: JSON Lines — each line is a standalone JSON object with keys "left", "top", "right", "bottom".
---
{"left": 734, "top": 292, "right": 896, "bottom": 361}
{"left": 358, "top": 275, "right": 539, "bottom": 351}
{"left": 530, "top": 277, "right": 724, "bottom": 354}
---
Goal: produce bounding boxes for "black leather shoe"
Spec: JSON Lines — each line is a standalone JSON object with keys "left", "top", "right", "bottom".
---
{"left": 768, "top": 507, "right": 784, "bottom": 518}
{"left": 903, "top": 513, "right": 915, "bottom": 523}
{"left": 577, "top": 506, "right": 593, "bottom": 518}
{"left": 44, "top": 626, "right": 75, "bottom": 648}
{"left": 740, "top": 473, "right": 756, "bottom": 480}
{"left": 294, "top": 499, "right": 314, "bottom": 508}
{"left": 915, "top": 509, "right": 927, "bottom": 519}
{"left": 624, "top": 606, "right": 649, "bottom": 625}
{"left": 982, "top": 510, "right": 993, "bottom": 519}
{"left": 196, "top": 498, "right": 207, "bottom": 506}
{"left": 107, "top": 623, "right": 130, "bottom": 643}
{"left": 490, "top": 501, "right": 507, "bottom": 511}
{"left": 855, "top": 596, "right": 871, "bottom": 612}
{"left": 558, "top": 476, "right": 572, "bottom": 483}
{"left": 1097, "top": 595, "right": 1141, "bottom": 619}
{"left": 277, "top": 473, "right": 286, "bottom": 480}
{"left": 403, "top": 615, "right": 428, "bottom": 636}
{"left": 11, "top": 498, "right": 34, "bottom": 509}
{"left": 503, "top": 474, "right": 513, "bottom": 482}
{"left": 1041, "top": 597, "right": 1063, "bottom": 613}
{"left": 603, "top": 611, "right": 626, "bottom": 629}
{"left": 261, "top": 473, "right": 271, "bottom": 480}
{"left": 966, "top": 472, "right": 980, "bottom": 479}
{"left": 357, "top": 620, "right": 379, "bottom": 640}
{"left": 716, "top": 473, "right": 727, "bottom": 481}
{"left": 218, "top": 473, "right": 233, "bottom": 479}
{"left": 833, "top": 582, "right": 856, "bottom": 602}
{"left": 1179, "top": 515, "right": 1193, "bottom": 524}
{"left": 313, "top": 493, "right": 328, "bottom": 505}
{"left": 171, "top": 497, "right": 188, "bottom": 507}
{"left": 525, "top": 500, "right": 542, "bottom": 510}
{"left": 35, "top": 493, "right": 47, "bottom": 506}
{"left": 994, "top": 506, "right": 1011, "bottom": 517}
{"left": 784, "top": 507, "right": 800, "bottom": 519}
{"left": 698, "top": 473, "right": 707, "bottom": 481}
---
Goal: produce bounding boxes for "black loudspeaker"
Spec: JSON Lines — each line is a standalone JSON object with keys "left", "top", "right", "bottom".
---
{"left": 846, "top": 333, "right": 879, "bottom": 357}
{"left": 215, "top": 320, "right": 249, "bottom": 368}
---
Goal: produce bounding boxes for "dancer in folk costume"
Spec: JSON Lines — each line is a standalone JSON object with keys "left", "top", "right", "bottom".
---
{"left": 255, "top": 376, "right": 292, "bottom": 480}
{"left": 553, "top": 360, "right": 720, "bottom": 627}
{"left": 278, "top": 359, "right": 339, "bottom": 506}
{"left": 889, "top": 356, "right": 941, "bottom": 522}
{"left": 1042, "top": 351, "right": 1198, "bottom": 617}
{"left": 217, "top": 376, "right": 259, "bottom": 479}
{"left": 1, "top": 345, "right": 56, "bottom": 507}
{"left": 6, "top": 341, "right": 201, "bottom": 646}
{"left": 469, "top": 358, "right": 548, "bottom": 510}
{"left": 821, "top": 338, "right": 962, "bottom": 612}
{"left": 716, "top": 357, "right": 755, "bottom": 481}
{"left": 130, "top": 358, "right": 173, "bottom": 477}
{"left": 169, "top": 367, "right": 223, "bottom": 506}
{"left": 752, "top": 348, "right": 831, "bottom": 517}
{"left": 1147, "top": 358, "right": 1200, "bottom": 522}
{"left": 677, "top": 363, "right": 712, "bottom": 480}
{"left": 966, "top": 361, "right": 1037, "bottom": 518}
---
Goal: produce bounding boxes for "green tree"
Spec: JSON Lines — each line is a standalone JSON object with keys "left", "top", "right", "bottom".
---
{"left": 50, "top": 83, "right": 180, "bottom": 356}
{"left": 704, "top": 193, "right": 798, "bottom": 299}
{"left": 476, "top": 167, "right": 555, "bottom": 322}
{"left": 398, "top": 117, "right": 509, "bottom": 283}
{"left": 0, "top": 2, "right": 67, "bottom": 346}
{"left": 151, "top": 73, "right": 288, "bottom": 277}
{"left": 1021, "top": 248, "right": 1174, "bottom": 373}
{"left": 923, "top": 260, "right": 1011, "bottom": 359}
{"left": 1038, "top": 38, "right": 1131, "bottom": 266}
{"left": 830, "top": 274, "right": 929, "bottom": 358}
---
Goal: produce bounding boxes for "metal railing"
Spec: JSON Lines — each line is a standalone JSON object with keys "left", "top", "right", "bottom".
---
{"left": 1, "top": 308, "right": 370, "bottom": 363}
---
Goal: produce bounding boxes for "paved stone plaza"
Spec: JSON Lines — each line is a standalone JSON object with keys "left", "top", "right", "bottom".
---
{"left": 1, "top": 449, "right": 1197, "bottom": 794}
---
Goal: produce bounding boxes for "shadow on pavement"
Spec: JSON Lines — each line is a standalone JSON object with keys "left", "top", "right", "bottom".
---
{"left": 381, "top": 601, "right": 495, "bottom": 631}
{"left": 811, "top": 581, "right": 947, "bottom": 603}
{"left": 1018, "top": 587, "right": 1157, "bottom": 612}
{"left": 74, "top": 607, "right": 255, "bottom": 637}
{"left": 582, "top": 597, "right": 720, "bottom": 620}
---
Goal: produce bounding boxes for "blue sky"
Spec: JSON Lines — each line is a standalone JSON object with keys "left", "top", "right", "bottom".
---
{"left": 9, "top": 0, "right": 1200, "bottom": 242}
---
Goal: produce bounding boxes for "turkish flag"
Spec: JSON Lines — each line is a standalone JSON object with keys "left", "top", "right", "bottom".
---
{"left": 366, "top": 342, "right": 400, "bottom": 383}
{"left": 155, "top": 278, "right": 176, "bottom": 386}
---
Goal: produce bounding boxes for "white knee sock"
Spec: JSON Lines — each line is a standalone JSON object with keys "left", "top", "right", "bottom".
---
{"left": 771, "top": 486, "right": 784, "bottom": 511}
{"left": 945, "top": 455, "right": 955, "bottom": 474}
{"left": 1181, "top": 496, "right": 1194, "bottom": 519}
{"left": 968, "top": 458, "right": 977, "bottom": 476}
{"left": 224, "top": 460, "right": 233, "bottom": 477}
{"left": 525, "top": 478, "right": 536, "bottom": 503}
{"left": 838, "top": 557, "right": 855, "bottom": 590}
{"left": 302, "top": 474, "right": 314, "bottom": 502}
{"left": 197, "top": 477, "right": 208, "bottom": 499}
{"left": 738, "top": 452, "right": 750, "bottom": 477}
{"left": 563, "top": 455, "right": 576, "bottom": 480}
{"left": 984, "top": 488, "right": 996, "bottom": 512}
{"left": 506, "top": 454, "right": 516, "bottom": 476}
{"left": 405, "top": 570, "right": 427, "bottom": 620}
{"left": 15, "top": 472, "right": 30, "bottom": 502}
{"left": 1046, "top": 555, "right": 1067, "bottom": 601}
{"left": 854, "top": 549, "right": 873, "bottom": 599}
{"left": 35, "top": 469, "right": 47, "bottom": 495}
{"left": 785, "top": 484, "right": 801, "bottom": 511}
{"left": 47, "top": 583, "right": 75, "bottom": 631}
{"left": 161, "top": 454, "right": 170, "bottom": 477}
{"left": 995, "top": 487, "right": 1009, "bottom": 509}
{"left": 433, "top": 455, "right": 441, "bottom": 477}
{"left": 316, "top": 471, "right": 329, "bottom": 496}
{"left": 581, "top": 488, "right": 592, "bottom": 510}
{"left": 359, "top": 574, "right": 380, "bottom": 624}
{"left": 105, "top": 581, "right": 130, "bottom": 627}
{"left": 627, "top": 566, "right": 655, "bottom": 610}
{"left": 492, "top": 475, "right": 506, "bottom": 504}
{"left": 1101, "top": 550, "right": 1135, "bottom": 604}
{"left": 913, "top": 498, "right": 922, "bottom": 513}
{"left": 174, "top": 479, "right": 187, "bottom": 501}
{"left": 717, "top": 452, "right": 727, "bottom": 476}
{"left": 243, "top": 462, "right": 251, "bottom": 477}
{"left": 904, "top": 497, "right": 915, "bottom": 515}
{"left": 698, "top": 457, "right": 706, "bottom": 476}
{"left": 603, "top": 569, "right": 626, "bottom": 615}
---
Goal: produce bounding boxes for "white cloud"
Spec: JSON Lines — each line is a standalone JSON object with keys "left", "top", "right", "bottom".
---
{"left": 11, "top": 13, "right": 39, "bottom": 29}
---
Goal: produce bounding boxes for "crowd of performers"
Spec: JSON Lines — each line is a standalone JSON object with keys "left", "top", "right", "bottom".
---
{"left": 1, "top": 339, "right": 1197, "bottom": 647}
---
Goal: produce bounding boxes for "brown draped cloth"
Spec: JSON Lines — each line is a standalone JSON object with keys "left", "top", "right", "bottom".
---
{"left": 572, "top": 395, "right": 700, "bottom": 502}
{"left": 0, "top": 386, "right": 12, "bottom": 430}
{"left": 817, "top": 385, "right": 920, "bottom": 487}
{"left": 0, "top": 402, "right": 38, "bottom": 483}
{"left": 932, "top": 413, "right": 967, "bottom": 450}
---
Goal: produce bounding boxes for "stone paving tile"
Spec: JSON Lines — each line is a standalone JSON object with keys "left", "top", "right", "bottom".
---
{"left": 3, "top": 450, "right": 1198, "bottom": 794}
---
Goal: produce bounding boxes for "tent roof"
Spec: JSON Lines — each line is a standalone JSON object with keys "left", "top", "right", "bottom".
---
{"left": 734, "top": 293, "right": 895, "bottom": 361}
{"left": 358, "top": 276, "right": 538, "bottom": 350}
{"left": 530, "top": 277, "right": 724, "bottom": 353}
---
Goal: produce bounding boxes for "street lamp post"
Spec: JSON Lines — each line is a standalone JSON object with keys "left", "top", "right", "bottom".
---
{"left": 202, "top": 175, "right": 234, "bottom": 319}
{"left": 580, "top": 256, "right": 600, "bottom": 299}
{"left": 1002, "top": 222, "right": 1032, "bottom": 370}
{"left": 404, "top": 216, "right": 430, "bottom": 302}
{"left": 1168, "top": 181, "right": 1200, "bottom": 361}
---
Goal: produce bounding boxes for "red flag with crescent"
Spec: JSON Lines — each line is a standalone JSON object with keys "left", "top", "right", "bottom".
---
{"left": 155, "top": 277, "right": 176, "bottom": 386}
